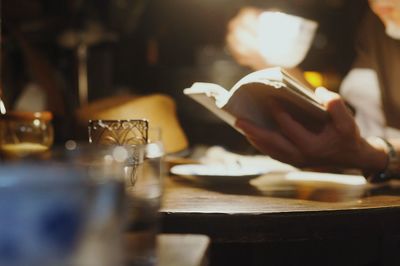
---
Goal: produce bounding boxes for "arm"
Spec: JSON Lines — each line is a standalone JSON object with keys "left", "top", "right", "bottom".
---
{"left": 235, "top": 88, "right": 398, "bottom": 180}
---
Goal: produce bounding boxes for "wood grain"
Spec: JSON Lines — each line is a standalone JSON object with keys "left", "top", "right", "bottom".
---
{"left": 160, "top": 173, "right": 400, "bottom": 243}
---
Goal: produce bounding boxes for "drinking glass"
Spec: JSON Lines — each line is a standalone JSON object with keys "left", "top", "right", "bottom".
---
{"left": 124, "top": 141, "right": 165, "bottom": 266}
{"left": 88, "top": 120, "right": 164, "bottom": 266}
{"left": 88, "top": 119, "right": 148, "bottom": 145}
{"left": 88, "top": 119, "right": 149, "bottom": 188}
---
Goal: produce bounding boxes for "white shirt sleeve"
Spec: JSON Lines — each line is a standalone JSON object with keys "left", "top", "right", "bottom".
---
{"left": 340, "top": 68, "right": 400, "bottom": 138}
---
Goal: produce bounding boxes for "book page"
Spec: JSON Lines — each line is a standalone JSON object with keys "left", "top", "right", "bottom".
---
{"left": 224, "top": 82, "right": 328, "bottom": 131}
{"left": 184, "top": 83, "right": 230, "bottom": 107}
{"left": 183, "top": 83, "right": 237, "bottom": 128}
{"left": 184, "top": 68, "right": 328, "bottom": 134}
{"left": 229, "top": 67, "right": 284, "bottom": 97}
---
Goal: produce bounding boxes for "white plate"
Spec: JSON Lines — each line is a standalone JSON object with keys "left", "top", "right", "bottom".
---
{"left": 170, "top": 164, "right": 265, "bottom": 184}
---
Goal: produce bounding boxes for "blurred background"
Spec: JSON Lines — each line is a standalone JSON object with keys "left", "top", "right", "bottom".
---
{"left": 1, "top": 0, "right": 369, "bottom": 152}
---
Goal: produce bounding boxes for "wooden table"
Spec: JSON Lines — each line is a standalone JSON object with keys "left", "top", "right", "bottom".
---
{"left": 160, "top": 172, "right": 400, "bottom": 266}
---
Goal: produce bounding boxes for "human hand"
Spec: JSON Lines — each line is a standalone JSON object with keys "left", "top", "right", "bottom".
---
{"left": 235, "top": 88, "right": 387, "bottom": 172}
{"left": 226, "top": 7, "right": 270, "bottom": 70}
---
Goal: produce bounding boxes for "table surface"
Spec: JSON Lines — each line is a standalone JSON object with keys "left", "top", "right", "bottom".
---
{"left": 160, "top": 172, "right": 400, "bottom": 243}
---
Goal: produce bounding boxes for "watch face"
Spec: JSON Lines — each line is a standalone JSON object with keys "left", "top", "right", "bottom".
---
{"left": 367, "top": 172, "right": 388, "bottom": 183}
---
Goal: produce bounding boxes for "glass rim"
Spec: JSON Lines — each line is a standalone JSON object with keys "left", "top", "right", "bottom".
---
{"left": 88, "top": 118, "right": 149, "bottom": 124}
{"left": 88, "top": 119, "right": 149, "bottom": 144}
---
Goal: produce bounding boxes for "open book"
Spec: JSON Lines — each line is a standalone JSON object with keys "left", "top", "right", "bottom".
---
{"left": 183, "top": 67, "right": 329, "bottom": 133}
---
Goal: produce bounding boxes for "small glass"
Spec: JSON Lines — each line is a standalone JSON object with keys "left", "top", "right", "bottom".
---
{"left": 0, "top": 111, "right": 54, "bottom": 159}
{"left": 88, "top": 119, "right": 149, "bottom": 185}
{"left": 88, "top": 119, "right": 148, "bottom": 145}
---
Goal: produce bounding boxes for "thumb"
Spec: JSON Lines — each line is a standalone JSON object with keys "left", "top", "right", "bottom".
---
{"left": 315, "top": 87, "right": 338, "bottom": 105}
{"left": 315, "top": 87, "right": 355, "bottom": 134}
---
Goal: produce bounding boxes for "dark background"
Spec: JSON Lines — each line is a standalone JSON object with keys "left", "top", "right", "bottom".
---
{"left": 1, "top": 0, "right": 369, "bottom": 150}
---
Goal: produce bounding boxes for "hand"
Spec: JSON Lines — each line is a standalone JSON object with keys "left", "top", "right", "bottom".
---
{"left": 226, "top": 7, "right": 270, "bottom": 70}
{"left": 235, "top": 88, "right": 387, "bottom": 172}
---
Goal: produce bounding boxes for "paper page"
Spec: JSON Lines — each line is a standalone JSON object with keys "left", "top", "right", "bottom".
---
{"left": 184, "top": 82, "right": 230, "bottom": 107}
{"left": 183, "top": 93, "right": 237, "bottom": 128}
{"left": 184, "top": 83, "right": 238, "bottom": 129}
{"left": 229, "top": 67, "right": 284, "bottom": 97}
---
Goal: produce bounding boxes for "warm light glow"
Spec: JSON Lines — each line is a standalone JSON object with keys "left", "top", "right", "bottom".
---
{"left": 112, "top": 146, "right": 129, "bottom": 162}
{"left": 146, "top": 142, "right": 163, "bottom": 158}
{"left": 285, "top": 171, "right": 367, "bottom": 186}
{"left": 304, "top": 71, "right": 324, "bottom": 87}
{"left": 1, "top": 143, "right": 49, "bottom": 155}
{"left": 258, "top": 12, "right": 317, "bottom": 68}
{"left": 65, "top": 140, "right": 77, "bottom": 150}
{"left": 33, "top": 119, "right": 41, "bottom": 127}
{"left": 0, "top": 100, "right": 6, "bottom": 115}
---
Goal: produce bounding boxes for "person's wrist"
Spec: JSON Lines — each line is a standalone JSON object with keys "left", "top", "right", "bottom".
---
{"left": 352, "top": 137, "right": 386, "bottom": 180}
{"left": 362, "top": 137, "right": 400, "bottom": 183}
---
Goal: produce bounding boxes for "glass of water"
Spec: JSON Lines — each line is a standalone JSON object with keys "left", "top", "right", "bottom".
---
{"left": 124, "top": 141, "right": 165, "bottom": 266}
{"left": 88, "top": 120, "right": 164, "bottom": 266}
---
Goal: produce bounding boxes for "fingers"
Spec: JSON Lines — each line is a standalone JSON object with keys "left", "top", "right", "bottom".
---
{"left": 267, "top": 99, "right": 317, "bottom": 148}
{"left": 316, "top": 87, "right": 357, "bottom": 135}
{"left": 315, "top": 87, "right": 339, "bottom": 104}
{"left": 236, "top": 118, "right": 302, "bottom": 164}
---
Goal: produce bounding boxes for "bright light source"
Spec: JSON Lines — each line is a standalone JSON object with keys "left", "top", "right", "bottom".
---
{"left": 112, "top": 146, "right": 129, "bottom": 162}
{"left": 258, "top": 12, "right": 317, "bottom": 68}
{"left": 304, "top": 71, "right": 324, "bottom": 87}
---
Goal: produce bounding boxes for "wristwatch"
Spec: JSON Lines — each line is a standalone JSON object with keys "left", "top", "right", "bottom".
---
{"left": 365, "top": 137, "right": 400, "bottom": 183}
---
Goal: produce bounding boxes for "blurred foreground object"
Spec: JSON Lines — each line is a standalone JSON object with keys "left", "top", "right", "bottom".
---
{"left": 0, "top": 111, "right": 53, "bottom": 160}
{"left": 0, "top": 161, "right": 125, "bottom": 266}
{"left": 77, "top": 94, "right": 188, "bottom": 154}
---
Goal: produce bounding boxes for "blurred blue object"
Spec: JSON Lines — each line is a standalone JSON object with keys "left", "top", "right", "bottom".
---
{"left": 0, "top": 163, "right": 124, "bottom": 266}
